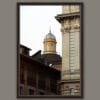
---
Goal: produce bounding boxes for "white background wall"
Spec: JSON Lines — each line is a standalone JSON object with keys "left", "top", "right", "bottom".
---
{"left": 0, "top": 0, "right": 100, "bottom": 100}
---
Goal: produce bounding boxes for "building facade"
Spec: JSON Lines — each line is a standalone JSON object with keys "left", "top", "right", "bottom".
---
{"left": 19, "top": 45, "right": 60, "bottom": 96}
{"left": 55, "top": 5, "right": 81, "bottom": 96}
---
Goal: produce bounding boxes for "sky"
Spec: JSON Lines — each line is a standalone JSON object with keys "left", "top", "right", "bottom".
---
{"left": 20, "top": 5, "right": 62, "bottom": 56}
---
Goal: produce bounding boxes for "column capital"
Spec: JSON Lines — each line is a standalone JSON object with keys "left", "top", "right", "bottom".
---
{"left": 61, "top": 26, "right": 71, "bottom": 33}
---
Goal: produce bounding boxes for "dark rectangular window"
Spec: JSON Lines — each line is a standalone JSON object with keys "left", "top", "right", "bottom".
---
{"left": 38, "top": 74, "right": 45, "bottom": 90}
{"left": 20, "top": 66, "right": 24, "bottom": 84}
{"left": 38, "top": 91, "right": 45, "bottom": 95}
{"left": 27, "top": 68, "right": 36, "bottom": 87}
{"left": 29, "top": 89, "right": 34, "bottom": 95}
{"left": 20, "top": 86, "right": 22, "bottom": 95}
{"left": 50, "top": 79, "right": 57, "bottom": 94}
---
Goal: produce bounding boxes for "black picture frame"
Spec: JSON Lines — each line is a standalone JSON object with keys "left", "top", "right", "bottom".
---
{"left": 17, "top": 2, "right": 84, "bottom": 98}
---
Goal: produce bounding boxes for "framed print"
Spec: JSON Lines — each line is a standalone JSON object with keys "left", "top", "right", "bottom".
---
{"left": 17, "top": 2, "right": 83, "bottom": 98}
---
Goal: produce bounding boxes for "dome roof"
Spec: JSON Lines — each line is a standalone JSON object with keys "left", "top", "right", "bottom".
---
{"left": 44, "top": 30, "right": 56, "bottom": 40}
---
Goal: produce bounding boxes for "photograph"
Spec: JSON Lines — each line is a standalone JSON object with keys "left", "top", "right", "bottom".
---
{"left": 17, "top": 2, "right": 83, "bottom": 98}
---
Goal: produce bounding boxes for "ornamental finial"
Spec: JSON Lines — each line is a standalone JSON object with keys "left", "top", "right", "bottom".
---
{"left": 49, "top": 26, "right": 51, "bottom": 33}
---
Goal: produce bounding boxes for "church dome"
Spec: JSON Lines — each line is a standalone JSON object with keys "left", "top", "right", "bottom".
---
{"left": 44, "top": 30, "right": 56, "bottom": 40}
{"left": 43, "top": 29, "right": 57, "bottom": 54}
